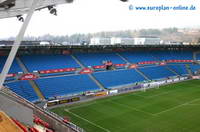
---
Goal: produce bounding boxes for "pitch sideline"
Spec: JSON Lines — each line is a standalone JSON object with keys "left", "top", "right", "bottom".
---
{"left": 64, "top": 109, "right": 111, "bottom": 132}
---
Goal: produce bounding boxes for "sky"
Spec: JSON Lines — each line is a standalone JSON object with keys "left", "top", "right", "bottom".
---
{"left": 0, "top": 0, "right": 199, "bottom": 39}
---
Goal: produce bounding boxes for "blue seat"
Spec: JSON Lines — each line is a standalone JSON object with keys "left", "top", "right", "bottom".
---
{"left": 5, "top": 81, "right": 39, "bottom": 102}
{"left": 0, "top": 56, "right": 22, "bottom": 73}
{"left": 139, "top": 66, "right": 176, "bottom": 80}
{"left": 74, "top": 52, "right": 125, "bottom": 66}
{"left": 120, "top": 51, "right": 157, "bottom": 64}
{"left": 93, "top": 69, "right": 146, "bottom": 88}
{"left": 151, "top": 51, "right": 172, "bottom": 60}
{"left": 2, "top": 51, "right": 195, "bottom": 102}
{"left": 20, "top": 55, "right": 80, "bottom": 72}
{"left": 170, "top": 51, "right": 193, "bottom": 60}
{"left": 189, "top": 64, "right": 200, "bottom": 73}
{"left": 35, "top": 74, "right": 100, "bottom": 98}
{"left": 151, "top": 51, "right": 193, "bottom": 60}
{"left": 168, "top": 65, "right": 188, "bottom": 75}
{"left": 196, "top": 53, "right": 200, "bottom": 60}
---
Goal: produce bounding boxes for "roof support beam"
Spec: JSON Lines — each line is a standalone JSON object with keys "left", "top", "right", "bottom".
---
{"left": 0, "top": 0, "right": 40, "bottom": 89}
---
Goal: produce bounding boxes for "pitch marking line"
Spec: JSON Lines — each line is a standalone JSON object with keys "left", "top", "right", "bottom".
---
{"left": 69, "top": 86, "right": 179, "bottom": 111}
{"left": 107, "top": 92, "right": 146, "bottom": 100}
{"left": 154, "top": 98, "right": 200, "bottom": 116}
{"left": 145, "top": 86, "right": 188, "bottom": 99}
{"left": 107, "top": 100, "right": 155, "bottom": 116}
{"left": 68, "top": 93, "right": 145, "bottom": 111}
{"left": 68, "top": 101, "right": 97, "bottom": 110}
{"left": 64, "top": 109, "right": 111, "bottom": 132}
{"left": 68, "top": 93, "right": 145, "bottom": 110}
{"left": 131, "top": 94, "right": 146, "bottom": 98}
{"left": 186, "top": 104, "right": 200, "bottom": 106}
{"left": 146, "top": 91, "right": 173, "bottom": 99}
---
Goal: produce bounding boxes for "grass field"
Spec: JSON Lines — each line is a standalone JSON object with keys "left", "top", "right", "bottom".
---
{"left": 51, "top": 80, "right": 200, "bottom": 132}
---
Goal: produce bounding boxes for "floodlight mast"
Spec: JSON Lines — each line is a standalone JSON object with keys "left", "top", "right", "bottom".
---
{"left": 0, "top": 0, "right": 40, "bottom": 89}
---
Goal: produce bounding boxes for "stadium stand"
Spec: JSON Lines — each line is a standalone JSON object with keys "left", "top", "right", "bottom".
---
{"left": 20, "top": 55, "right": 80, "bottom": 72}
{"left": 189, "top": 64, "right": 200, "bottom": 73}
{"left": 74, "top": 52, "right": 126, "bottom": 66}
{"left": 150, "top": 51, "right": 172, "bottom": 60}
{"left": 151, "top": 50, "right": 193, "bottom": 60}
{"left": 5, "top": 81, "right": 39, "bottom": 102}
{"left": 35, "top": 74, "right": 101, "bottom": 98}
{"left": 93, "top": 69, "right": 146, "bottom": 88}
{"left": 138, "top": 66, "right": 177, "bottom": 80}
{"left": 3, "top": 50, "right": 198, "bottom": 101}
{"left": 0, "top": 56, "right": 22, "bottom": 73}
{"left": 119, "top": 51, "right": 157, "bottom": 63}
{"left": 196, "top": 53, "right": 200, "bottom": 60}
{"left": 1, "top": 44, "right": 200, "bottom": 132}
{"left": 170, "top": 51, "right": 193, "bottom": 60}
{"left": 167, "top": 65, "right": 188, "bottom": 75}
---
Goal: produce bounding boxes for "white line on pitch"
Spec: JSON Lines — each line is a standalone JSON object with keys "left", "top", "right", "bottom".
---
{"left": 146, "top": 91, "right": 173, "bottom": 98}
{"left": 154, "top": 98, "right": 200, "bottom": 116}
{"left": 64, "top": 109, "right": 111, "bottom": 132}
{"left": 68, "top": 101, "right": 97, "bottom": 110}
{"left": 107, "top": 100, "right": 155, "bottom": 116}
{"left": 185, "top": 104, "right": 200, "bottom": 106}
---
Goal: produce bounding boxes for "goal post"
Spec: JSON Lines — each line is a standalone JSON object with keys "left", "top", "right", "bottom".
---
{"left": 155, "top": 82, "right": 160, "bottom": 89}
{"left": 142, "top": 81, "right": 160, "bottom": 92}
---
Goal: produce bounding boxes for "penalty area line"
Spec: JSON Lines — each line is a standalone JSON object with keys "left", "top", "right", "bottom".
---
{"left": 154, "top": 98, "right": 200, "bottom": 116}
{"left": 64, "top": 109, "right": 111, "bottom": 132}
{"left": 107, "top": 100, "right": 155, "bottom": 116}
{"left": 185, "top": 104, "right": 200, "bottom": 106}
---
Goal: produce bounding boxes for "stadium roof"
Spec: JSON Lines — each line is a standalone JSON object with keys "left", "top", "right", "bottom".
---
{"left": 0, "top": 0, "right": 73, "bottom": 18}
{"left": 1, "top": 44, "right": 200, "bottom": 51}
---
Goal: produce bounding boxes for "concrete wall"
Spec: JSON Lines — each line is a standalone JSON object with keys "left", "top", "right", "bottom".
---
{"left": 0, "top": 92, "right": 34, "bottom": 125}
{"left": 0, "top": 91, "right": 79, "bottom": 132}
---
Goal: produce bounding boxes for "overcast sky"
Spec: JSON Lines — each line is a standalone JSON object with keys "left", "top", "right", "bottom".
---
{"left": 0, "top": 0, "right": 199, "bottom": 39}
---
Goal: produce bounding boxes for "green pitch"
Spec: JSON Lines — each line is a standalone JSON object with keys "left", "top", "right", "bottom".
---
{"left": 51, "top": 80, "right": 200, "bottom": 132}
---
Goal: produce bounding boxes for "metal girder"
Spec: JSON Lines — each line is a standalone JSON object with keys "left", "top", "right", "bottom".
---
{"left": 0, "top": 0, "right": 40, "bottom": 89}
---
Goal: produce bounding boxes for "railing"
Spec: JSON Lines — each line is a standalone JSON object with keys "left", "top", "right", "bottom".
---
{"left": 0, "top": 88, "right": 85, "bottom": 132}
